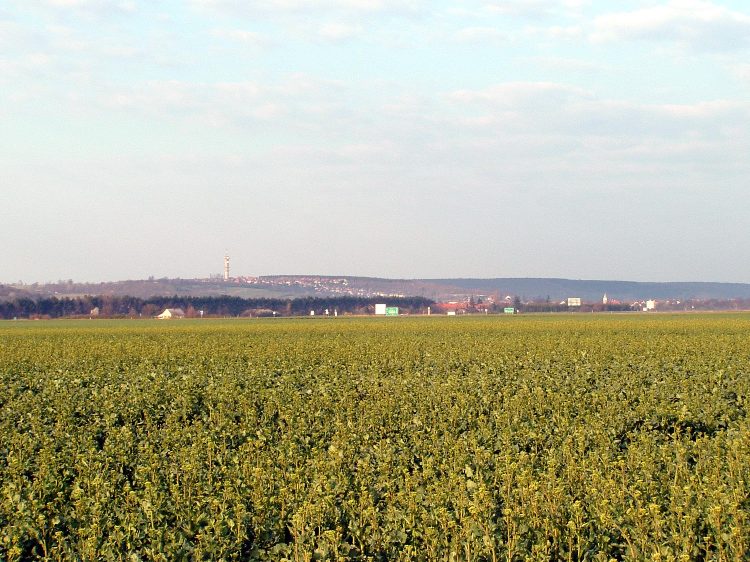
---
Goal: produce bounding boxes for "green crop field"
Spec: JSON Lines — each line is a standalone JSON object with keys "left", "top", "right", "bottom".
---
{"left": 1, "top": 315, "right": 749, "bottom": 561}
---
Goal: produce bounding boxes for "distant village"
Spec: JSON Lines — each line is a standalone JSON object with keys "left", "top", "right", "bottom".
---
{"left": 208, "top": 275, "right": 729, "bottom": 315}
{"left": 223, "top": 275, "right": 390, "bottom": 297}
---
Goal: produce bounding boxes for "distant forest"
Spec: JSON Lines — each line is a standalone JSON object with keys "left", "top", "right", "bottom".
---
{"left": 0, "top": 295, "right": 434, "bottom": 319}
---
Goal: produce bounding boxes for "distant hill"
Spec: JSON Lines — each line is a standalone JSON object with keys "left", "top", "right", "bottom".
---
{"left": 427, "top": 278, "right": 750, "bottom": 302}
{"left": 4, "top": 276, "right": 750, "bottom": 303}
{"left": 0, "top": 284, "right": 32, "bottom": 301}
{"left": 2, "top": 279, "right": 295, "bottom": 301}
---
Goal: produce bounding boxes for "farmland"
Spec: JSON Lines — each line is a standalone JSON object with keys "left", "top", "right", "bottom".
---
{"left": 1, "top": 315, "right": 749, "bottom": 560}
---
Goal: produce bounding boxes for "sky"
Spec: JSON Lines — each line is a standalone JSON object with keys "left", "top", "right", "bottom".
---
{"left": 1, "top": 0, "right": 749, "bottom": 283}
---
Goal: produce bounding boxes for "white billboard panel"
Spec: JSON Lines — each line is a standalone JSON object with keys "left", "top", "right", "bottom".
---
{"left": 375, "top": 303, "right": 387, "bottom": 315}
{"left": 567, "top": 297, "right": 582, "bottom": 307}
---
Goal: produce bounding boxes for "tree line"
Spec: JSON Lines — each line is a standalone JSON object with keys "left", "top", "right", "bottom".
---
{"left": 0, "top": 295, "right": 435, "bottom": 319}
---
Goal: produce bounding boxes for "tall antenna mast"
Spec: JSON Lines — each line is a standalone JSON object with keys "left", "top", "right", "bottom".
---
{"left": 224, "top": 253, "right": 230, "bottom": 281}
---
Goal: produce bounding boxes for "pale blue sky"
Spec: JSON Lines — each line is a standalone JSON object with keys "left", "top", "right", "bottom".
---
{"left": 1, "top": 0, "right": 749, "bottom": 283}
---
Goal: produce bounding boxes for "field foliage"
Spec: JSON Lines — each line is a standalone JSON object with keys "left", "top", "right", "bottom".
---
{"left": 1, "top": 315, "right": 749, "bottom": 560}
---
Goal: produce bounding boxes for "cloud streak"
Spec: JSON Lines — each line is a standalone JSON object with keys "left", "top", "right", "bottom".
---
{"left": 484, "top": 0, "right": 588, "bottom": 20}
{"left": 591, "top": 0, "right": 750, "bottom": 51}
{"left": 190, "top": 0, "right": 426, "bottom": 17}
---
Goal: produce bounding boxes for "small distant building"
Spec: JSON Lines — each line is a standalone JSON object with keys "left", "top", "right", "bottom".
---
{"left": 602, "top": 294, "right": 608, "bottom": 305}
{"left": 89, "top": 307, "right": 100, "bottom": 317}
{"left": 156, "top": 308, "right": 185, "bottom": 319}
{"left": 646, "top": 300, "right": 656, "bottom": 311}
{"left": 435, "top": 302, "right": 464, "bottom": 314}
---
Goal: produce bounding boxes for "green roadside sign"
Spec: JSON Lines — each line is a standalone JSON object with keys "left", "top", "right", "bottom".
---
{"left": 385, "top": 307, "right": 399, "bottom": 316}
{"left": 504, "top": 307, "right": 515, "bottom": 314}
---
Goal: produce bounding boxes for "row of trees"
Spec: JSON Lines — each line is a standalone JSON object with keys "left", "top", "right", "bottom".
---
{"left": 0, "top": 295, "right": 435, "bottom": 319}
{"left": 517, "top": 302, "right": 634, "bottom": 313}
{"left": 6, "top": 294, "right": 748, "bottom": 320}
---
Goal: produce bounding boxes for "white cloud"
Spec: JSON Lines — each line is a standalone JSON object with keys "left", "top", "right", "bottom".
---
{"left": 0, "top": 20, "right": 30, "bottom": 49}
{"left": 190, "top": 0, "right": 426, "bottom": 46}
{"left": 0, "top": 52, "right": 52, "bottom": 75}
{"left": 43, "top": 24, "right": 89, "bottom": 51}
{"left": 484, "top": 0, "right": 587, "bottom": 19}
{"left": 210, "top": 28, "right": 268, "bottom": 46}
{"left": 538, "top": 24, "right": 582, "bottom": 39}
{"left": 443, "top": 81, "right": 750, "bottom": 174}
{"left": 453, "top": 26, "right": 505, "bottom": 43}
{"left": 191, "top": 0, "right": 425, "bottom": 16}
{"left": 90, "top": 76, "right": 358, "bottom": 134}
{"left": 28, "top": 0, "right": 136, "bottom": 13}
{"left": 591, "top": 0, "right": 750, "bottom": 51}
{"left": 729, "top": 62, "right": 750, "bottom": 82}
{"left": 523, "top": 55, "right": 604, "bottom": 72}
{"left": 448, "top": 81, "right": 592, "bottom": 107}
{"left": 657, "top": 99, "right": 744, "bottom": 118}
{"left": 317, "top": 21, "right": 363, "bottom": 41}
{"left": 99, "top": 45, "right": 142, "bottom": 58}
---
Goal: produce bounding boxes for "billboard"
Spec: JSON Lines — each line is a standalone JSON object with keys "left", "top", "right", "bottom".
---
{"left": 385, "top": 307, "right": 399, "bottom": 316}
{"left": 567, "top": 297, "right": 582, "bottom": 307}
{"left": 375, "top": 304, "right": 387, "bottom": 315}
{"left": 504, "top": 307, "right": 515, "bottom": 314}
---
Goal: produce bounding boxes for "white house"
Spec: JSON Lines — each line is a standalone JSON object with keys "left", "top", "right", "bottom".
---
{"left": 156, "top": 308, "right": 186, "bottom": 319}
